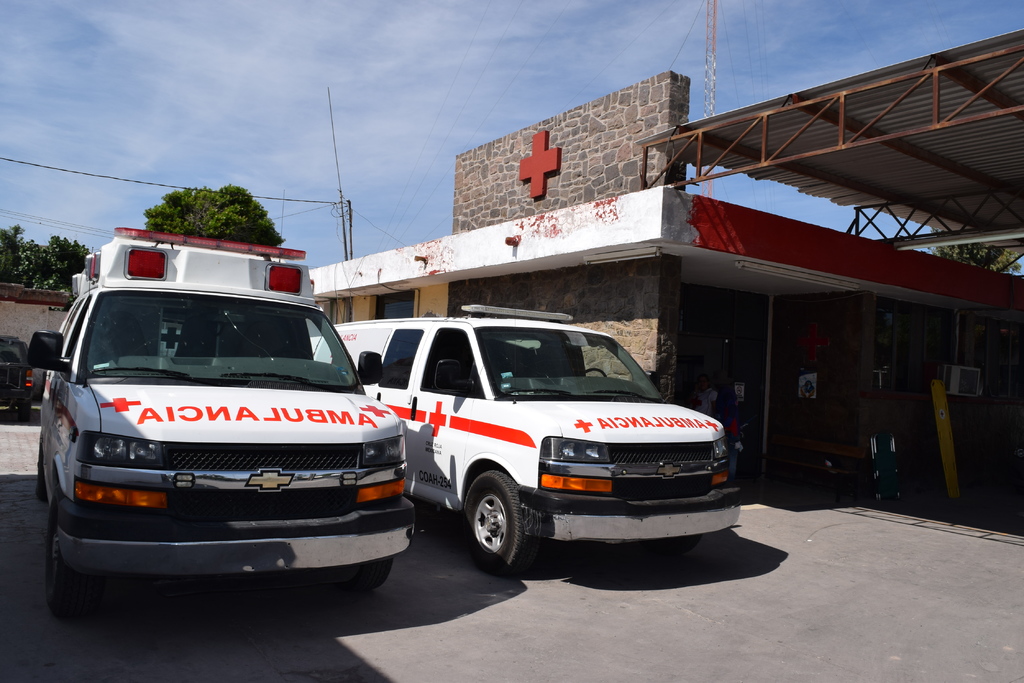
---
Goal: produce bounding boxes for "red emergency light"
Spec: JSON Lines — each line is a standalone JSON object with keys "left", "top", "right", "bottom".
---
{"left": 114, "top": 228, "right": 306, "bottom": 261}
{"left": 267, "top": 265, "right": 302, "bottom": 293}
{"left": 126, "top": 249, "right": 167, "bottom": 279}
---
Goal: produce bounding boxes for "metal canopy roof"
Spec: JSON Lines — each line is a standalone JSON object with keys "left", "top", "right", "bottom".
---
{"left": 640, "top": 30, "right": 1024, "bottom": 252}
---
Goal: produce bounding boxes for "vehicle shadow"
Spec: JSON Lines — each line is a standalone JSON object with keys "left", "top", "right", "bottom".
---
{"left": 522, "top": 525, "right": 788, "bottom": 591}
{"left": 1, "top": 475, "right": 786, "bottom": 681}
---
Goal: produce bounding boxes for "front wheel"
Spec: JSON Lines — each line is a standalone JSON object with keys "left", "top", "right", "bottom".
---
{"left": 336, "top": 558, "right": 393, "bottom": 592}
{"left": 45, "top": 491, "right": 105, "bottom": 617}
{"left": 465, "top": 470, "right": 539, "bottom": 576}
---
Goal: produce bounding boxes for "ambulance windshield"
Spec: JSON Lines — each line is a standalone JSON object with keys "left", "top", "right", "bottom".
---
{"left": 477, "top": 327, "right": 662, "bottom": 402}
{"left": 82, "top": 292, "right": 358, "bottom": 391}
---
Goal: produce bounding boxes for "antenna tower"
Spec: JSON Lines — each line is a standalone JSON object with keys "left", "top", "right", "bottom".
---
{"left": 703, "top": 0, "right": 718, "bottom": 197}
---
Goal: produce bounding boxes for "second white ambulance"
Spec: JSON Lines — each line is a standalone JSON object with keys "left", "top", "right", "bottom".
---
{"left": 339, "top": 306, "right": 740, "bottom": 575}
{"left": 30, "top": 229, "right": 414, "bottom": 617}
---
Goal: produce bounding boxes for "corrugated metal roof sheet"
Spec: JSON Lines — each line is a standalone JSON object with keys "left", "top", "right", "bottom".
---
{"left": 643, "top": 29, "right": 1024, "bottom": 246}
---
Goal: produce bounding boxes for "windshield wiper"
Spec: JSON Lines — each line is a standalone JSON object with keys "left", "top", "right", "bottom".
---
{"left": 91, "top": 366, "right": 221, "bottom": 386}
{"left": 219, "top": 371, "right": 345, "bottom": 392}
{"left": 503, "top": 388, "right": 575, "bottom": 396}
{"left": 592, "top": 389, "right": 660, "bottom": 402}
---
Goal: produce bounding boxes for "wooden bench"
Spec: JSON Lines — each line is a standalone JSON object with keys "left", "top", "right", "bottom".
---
{"left": 761, "top": 434, "right": 868, "bottom": 502}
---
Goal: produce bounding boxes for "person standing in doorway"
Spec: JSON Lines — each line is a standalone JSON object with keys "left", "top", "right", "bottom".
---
{"left": 689, "top": 373, "right": 718, "bottom": 416}
{"left": 713, "top": 370, "right": 740, "bottom": 480}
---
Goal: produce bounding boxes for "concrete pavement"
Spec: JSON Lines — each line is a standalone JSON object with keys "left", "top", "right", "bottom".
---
{"left": 2, "top": 404, "right": 1023, "bottom": 682}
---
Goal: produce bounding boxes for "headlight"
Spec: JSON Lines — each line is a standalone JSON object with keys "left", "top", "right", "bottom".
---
{"left": 362, "top": 435, "right": 404, "bottom": 466}
{"left": 81, "top": 433, "right": 165, "bottom": 467}
{"left": 712, "top": 436, "right": 729, "bottom": 461}
{"left": 542, "top": 437, "right": 610, "bottom": 463}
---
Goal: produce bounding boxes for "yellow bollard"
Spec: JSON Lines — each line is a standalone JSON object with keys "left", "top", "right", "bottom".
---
{"left": 930, "top": 379, "right": 960, "bottom": 498}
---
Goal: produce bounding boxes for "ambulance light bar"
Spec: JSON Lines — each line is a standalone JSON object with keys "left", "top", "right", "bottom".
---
{"left": 114, "top": 228, "right": 306, "bottom": 261}
{"left": 126, "top": 249, "right": 166, "bottom": 279}
{"left": 268, "top": 265, "right": 302, "bottom": 293}
{"left": 461, "top": 304, "right": 573, "bottom": 322}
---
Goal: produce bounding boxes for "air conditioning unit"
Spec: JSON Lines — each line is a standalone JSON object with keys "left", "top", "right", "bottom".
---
{"left": 939, "top": 365, "right": 982, "bottom": 396}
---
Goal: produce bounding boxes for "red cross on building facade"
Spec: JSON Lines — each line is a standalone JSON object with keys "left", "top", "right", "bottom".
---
{"left": 519, "top": 130, "right": 562, "bottom": 199}
{"left": 798, "top": 323, "right": 831, "bottom": 361}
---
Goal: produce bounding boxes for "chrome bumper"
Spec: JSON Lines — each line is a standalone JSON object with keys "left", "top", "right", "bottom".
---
{"left": 545, "top": 504, "right": 740, "bottom": 542}
{"left": 59, "top": 525, "right": 413, "bottom": 577}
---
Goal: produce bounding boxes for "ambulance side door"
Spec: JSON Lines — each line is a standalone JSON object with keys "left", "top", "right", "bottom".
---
{"left": 370, "top": 327, "right": 448, "bottom": 505}
{"left": 40, "top": 294, "right": 90, "bottom": 495}
{"left": 404, "top": 326, "right": 481, "bottom": 509}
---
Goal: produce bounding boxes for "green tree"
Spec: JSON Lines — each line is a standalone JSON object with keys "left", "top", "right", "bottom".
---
{"left": 144, "top": 185, "right": 283, "bottom": 246}
{"left": 0, "top": 225, "right": 90, "bottom": 292}
{"left": 933, "top": 242, "right": 1021, "bottom": 274}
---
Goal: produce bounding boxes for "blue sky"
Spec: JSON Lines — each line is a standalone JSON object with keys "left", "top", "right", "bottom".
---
{"left": 2, "top": 0, "right": 1022, "bottom": 268}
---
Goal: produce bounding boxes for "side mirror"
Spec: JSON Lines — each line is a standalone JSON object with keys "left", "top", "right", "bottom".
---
{"left": 435, "top": 359, "right": 474, "bottom": 392}
{"left": 646, "top": 370, "right": 660, "bottom": 387}
{"left": 28, "top": 330, "right": 70, "bottom": 374}
{"left": 357, "top": 351, "right": 383, "bottom": 385}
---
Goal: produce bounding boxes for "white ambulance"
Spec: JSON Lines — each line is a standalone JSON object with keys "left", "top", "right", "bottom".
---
{"left": 338, "top": 305, "right": 740, "bottom": 575}
{"left": 29, "top": 228, "right": 413, "bottom": 617}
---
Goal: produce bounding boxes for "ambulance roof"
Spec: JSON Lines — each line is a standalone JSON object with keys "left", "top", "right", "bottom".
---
{"left": 73, "top": 228, "right": 316, "bottom": 305}
{"left": 339, "top": 314, "right": 611, "bottom": 337}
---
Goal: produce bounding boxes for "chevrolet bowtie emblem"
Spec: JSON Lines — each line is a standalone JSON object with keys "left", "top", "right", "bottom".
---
{"left": 656, "top": 463, "right": 681, "bottom": 478}
{"left": 245, "top": 469, "right": 294, "bottom": 491}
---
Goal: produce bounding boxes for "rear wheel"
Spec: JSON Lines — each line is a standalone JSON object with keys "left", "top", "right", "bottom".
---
{"left": 642, "top": 534, "right": 702, "bottom": 557}
{"left": 45, "top": 489, "right": 105, "bottom": 617}
{"left": 17, "top": 399, "right": 31, "bottom": 422}
{"left": 337, "top": 559, "right": 393, "bottom": 592}
{"left": 465, "top": 470, "right": 539, "bottom": 576}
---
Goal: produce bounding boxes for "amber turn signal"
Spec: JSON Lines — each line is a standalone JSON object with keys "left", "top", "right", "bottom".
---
{"left": 356, "top": 478, "right": 406, "bottom": 503}
{"left": 540, "top": 474, "right": 613, "bottom": 493}
{"left": 711, "top": 471, "right": 729, "bottom": 486}
{"left": 75, "top": 481, "right": 167, "bottom": 508}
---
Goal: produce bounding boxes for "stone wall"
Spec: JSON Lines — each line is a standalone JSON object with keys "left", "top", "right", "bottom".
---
{"left": 453, "top": 71, "right": 689, "bottom": 234}
{"left": 448, "top": 255, "right": 682, "bottom": 399}
{"left": 0, "top": 302, "right": 68, "bottom": 343}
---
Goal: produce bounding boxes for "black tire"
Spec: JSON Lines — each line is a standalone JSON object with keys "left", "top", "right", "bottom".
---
{"left": 337, "top": 559, "right": 392, "bottom": 592}
{"left": 45, "top": 490, "right": 105, "bottom": 617}
{"left": 642, "top": 534, "right": 702, "bottom": 557}
{"left": 17, "top": 400, "right": 31, "bottom": 422}
{"left": 35, "top": 444, "right": 47, "bottom": 502}
{"left": 464, "top": 470, "right": 540, "bottom": 576}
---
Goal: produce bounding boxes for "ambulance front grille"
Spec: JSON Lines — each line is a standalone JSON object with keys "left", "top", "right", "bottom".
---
{"left": 167, "top": 445, "right": 361, "bottom": 471}
{"left": 168, "top": 487, "right": 357, "bottom": 521}
{"left": 613, "top": 473, "right": 713, "bottom": 501}
{"left": 609, "top": 442, "right": 715, "bottom": 465}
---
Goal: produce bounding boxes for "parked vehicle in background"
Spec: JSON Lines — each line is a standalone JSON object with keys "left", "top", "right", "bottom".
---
{"left": 0, "top": 335, "right": 33, "bottom": 421}
{"left": 338, "top": 305, "right": 740, "bottom": 575}
{"left": 30, "top": 228, "right": 414, "bottom": 617}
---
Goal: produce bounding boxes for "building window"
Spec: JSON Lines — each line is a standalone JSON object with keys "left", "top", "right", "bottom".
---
{"left": 375, "top": 292, "right": 414, "bottom": 319}
{"left": 875, "top": 298, "right": 1024, "bottom": 397}
{"left": 873, "top": 299, "right": 914, "bottom": 390}
{"left": 997, "top": 321, "right": 1021, "bottom": 398}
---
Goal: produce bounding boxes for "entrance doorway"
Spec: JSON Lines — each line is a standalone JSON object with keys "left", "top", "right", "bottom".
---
{"left": 677, "top": 284, "right": 768, "bottom": 477}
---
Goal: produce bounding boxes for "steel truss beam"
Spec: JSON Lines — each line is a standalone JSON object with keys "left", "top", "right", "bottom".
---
{"left": 641, "top": 41, "right": 1024, "bottom": 242}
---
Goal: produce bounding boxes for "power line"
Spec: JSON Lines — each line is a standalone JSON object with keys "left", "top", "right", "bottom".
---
{"left": 0, "top": 209, "right": 112, "bottom": 240}
{"left": 0, "top": 156, "right": 336, "bottom": 205}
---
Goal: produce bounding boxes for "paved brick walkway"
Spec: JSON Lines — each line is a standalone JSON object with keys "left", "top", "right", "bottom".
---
{"left": 0, "top": 407, "right": 40, "bottom": 474}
